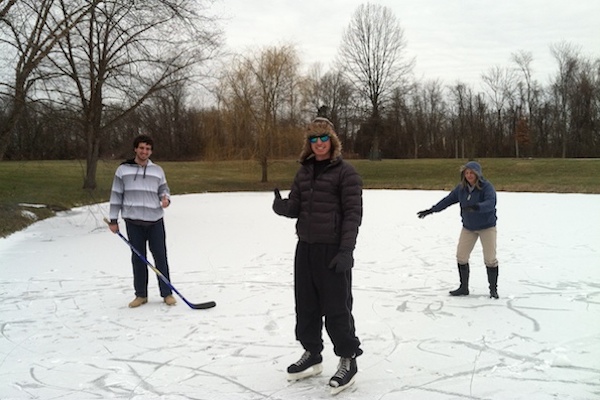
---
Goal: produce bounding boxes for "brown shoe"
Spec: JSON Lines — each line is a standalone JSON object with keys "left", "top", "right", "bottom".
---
{"left": 164, "top": 295, "right": 176, "bottom": 306}
{"left": 128, "top": 297, "right": 148, "bottom": 308}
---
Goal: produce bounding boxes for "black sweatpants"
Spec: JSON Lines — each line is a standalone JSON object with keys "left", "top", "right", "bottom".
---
{"left": 294, "top": 241, "right": 362, "bottom": 358}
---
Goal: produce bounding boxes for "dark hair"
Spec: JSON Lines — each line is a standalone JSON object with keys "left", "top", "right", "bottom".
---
{"left": 133, "top": 134, "right": 153, "bottom": 149}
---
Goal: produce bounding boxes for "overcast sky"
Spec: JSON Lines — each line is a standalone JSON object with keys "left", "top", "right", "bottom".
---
{"left": 214, "top": 0, "right": 600, "bottom": 88}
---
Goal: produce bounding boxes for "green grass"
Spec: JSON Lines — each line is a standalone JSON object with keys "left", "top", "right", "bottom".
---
{"left": 352, "top": 158, "right": 600, "bottom": 193}
{"left": 1, "top": 158, "right": 599, "bottom": 237}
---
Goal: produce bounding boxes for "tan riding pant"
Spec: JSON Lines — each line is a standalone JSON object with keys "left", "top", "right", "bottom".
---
{"left": 456, "top": 226, "right": 498, "bottom": 267}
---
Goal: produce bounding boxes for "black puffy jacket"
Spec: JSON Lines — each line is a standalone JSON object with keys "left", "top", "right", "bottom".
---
{"left": 275, "top": 155, "right": 362, "bottom": 250}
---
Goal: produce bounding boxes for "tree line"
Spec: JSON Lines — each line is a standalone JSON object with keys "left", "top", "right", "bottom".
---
{"left": 1, "top": 2, "right": 599, "bottom": 188}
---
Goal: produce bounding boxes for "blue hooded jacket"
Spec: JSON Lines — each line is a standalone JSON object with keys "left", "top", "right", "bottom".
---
{"left": 431, "top": 161, "right": 497, "bottom": 230}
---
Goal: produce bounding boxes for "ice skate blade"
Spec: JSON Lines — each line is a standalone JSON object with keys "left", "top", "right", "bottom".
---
{"left": 330, "top": 375, "right": 356, "bottom": 395}
{"left": 287, "top": 364, "right": 323, "bottom": 381}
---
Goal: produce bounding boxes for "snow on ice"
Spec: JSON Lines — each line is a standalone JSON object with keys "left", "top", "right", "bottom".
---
{"left": 1, "top": 190, "right": 599, "bottom": 399}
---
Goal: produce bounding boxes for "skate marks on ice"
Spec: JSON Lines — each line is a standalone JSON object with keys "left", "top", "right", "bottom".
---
{"left": 1, "top": 191, "right": 599, "bottom": 399}
{"left": 340, "top": 191, "right": 599, "bottom": 399}
{"left": 354, "top": 261, "right": 600, "bottom": 399}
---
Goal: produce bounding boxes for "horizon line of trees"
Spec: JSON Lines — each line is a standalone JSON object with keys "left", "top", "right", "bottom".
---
{"left": 1, "top": 2, "right": 599, "bottom": 188}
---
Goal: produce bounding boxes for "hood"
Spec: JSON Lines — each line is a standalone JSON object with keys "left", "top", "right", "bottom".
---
{"left": 121, "top": 158, "right": 154, "bottom": 167}
{"left": 461, "top": 161, "right": 484, "bottom": 179}
{"left": 120, "top": 158, "right": 153, "bottom": 180}
{"left": 460, "top": 161, "right": 486, "bottom": 189}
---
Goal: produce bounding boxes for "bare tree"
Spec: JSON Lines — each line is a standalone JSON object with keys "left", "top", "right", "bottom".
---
{"left": 137, "top": 81, "right": 191, "bottom": 158}
{"left": 215, "top": 61, "right": 258, "bottom": 159}
{"left": 220, "top": 45, "right": 300, "bottom": 182}
{"left": 0, "top": 0, "right": 18, "bottom": 20}
{"left": 301, "top": 66, "right": 357, "bottom": 150}
{"left": 512, "top": 50, "right": 535, "bottom": 115}
{"left": 448, "top": 82, "right": 474, "bottom": 159}
{"left": 338, "top": 3, "right": 414, "bottom": 159}
{"left": 550, "top": 41, "right": 582, "bottom": 158}
{"left": 481, "top": 65, "right": 517, "bottom": 155}
{"left": 556, "top": 53, "right": 600, "bottom": 157}
{"left": 410, "top": 79, "right": 446, "bottom": 158}
{"left": 321, "top": 70, "right": 358, "bottom": 149}
{"left": 0, "top": 0, "right": 101, "bottom": 160}
{"left": 42, "top": 0, "right": 221, "bottom": 189}
{"left": 301, "top": 63, "right": 325, "bottom": 117}
{"left": 511, "top": 50, "right": 535, "bottom": 157}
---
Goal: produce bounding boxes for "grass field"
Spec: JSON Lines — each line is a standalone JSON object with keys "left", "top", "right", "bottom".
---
{"left": 1, "top": 158, "right": 599, "bottom": 237}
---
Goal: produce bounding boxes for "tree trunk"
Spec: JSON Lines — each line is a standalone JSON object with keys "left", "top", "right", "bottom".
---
{"left": 260, "top": 155, "right": 268, "bottom": 183}
{"left": 83, "top": 129, "right": 100, "bottom": 189}
{"left": 0, "top": 84, "right": 27, "bottom": 160}
{"left": 413, "top": 133, "right": 418, "bottom": 159}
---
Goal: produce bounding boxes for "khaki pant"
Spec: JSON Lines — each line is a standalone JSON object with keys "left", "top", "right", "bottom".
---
{"left": 456, "top": 226, "right": 498, "bottom": 267}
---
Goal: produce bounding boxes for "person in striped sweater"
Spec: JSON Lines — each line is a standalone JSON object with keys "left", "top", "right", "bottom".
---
{"left": 108, "top": 135, "right": 176, "bottom": 308}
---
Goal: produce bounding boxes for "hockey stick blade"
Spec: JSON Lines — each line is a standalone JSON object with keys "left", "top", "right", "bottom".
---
{"left": 104, "top": 218, "right": 216, "bottom": 310}
{"left": 190, "top": 301, "right": 217, "bottom": 309}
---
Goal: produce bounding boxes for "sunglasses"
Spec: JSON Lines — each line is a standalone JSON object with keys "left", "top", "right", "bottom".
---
{"left": 308, "top": 134, "right": 330, "bottom": 144}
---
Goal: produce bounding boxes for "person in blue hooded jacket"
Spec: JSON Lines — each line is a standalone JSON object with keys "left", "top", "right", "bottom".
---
{"left": 417, "top": 161, "right": 499, "bottom": 299}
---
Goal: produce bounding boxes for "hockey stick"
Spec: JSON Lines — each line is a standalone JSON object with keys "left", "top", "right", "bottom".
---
{"left": 104, "top": 218, "right": 216, "bottom": 310}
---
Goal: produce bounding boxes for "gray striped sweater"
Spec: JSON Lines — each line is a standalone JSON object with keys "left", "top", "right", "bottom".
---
{"left": 109, "top": 159, "right": 171, "bottom": 223}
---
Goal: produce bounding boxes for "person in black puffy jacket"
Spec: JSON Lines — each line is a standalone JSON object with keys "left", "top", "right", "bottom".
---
{"left": 417, "top": 161, "right": 499, "bottom": 299}
{"left": 273, "top": 117, "right": 363, "bottom": 390}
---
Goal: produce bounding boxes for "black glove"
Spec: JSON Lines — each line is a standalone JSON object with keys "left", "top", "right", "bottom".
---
{"left": 272, "top": 188, "right": 287, "bottom": 214}
{"left": 462, "top": 204, "right": 480, "bottom": 212}
{"left": 417, "top": 208, "right": 434, "bottom": 219}
{"left": 328, "top": 249, "right": 354, "bottom": 273}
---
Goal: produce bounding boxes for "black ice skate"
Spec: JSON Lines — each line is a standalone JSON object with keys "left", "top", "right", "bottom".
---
{"left": 329, "top": 356, "right": 357, "bottom": 395}
{"left": 287, "top": 351, "right": 323, "bottom": 381}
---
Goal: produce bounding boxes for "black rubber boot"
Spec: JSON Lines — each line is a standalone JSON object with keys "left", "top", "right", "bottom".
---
{"left": 449, "top": 263, "right": 470, "bottom": 296}
{"left": 487, "top": 266, "right": 499, "bottom": 299}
